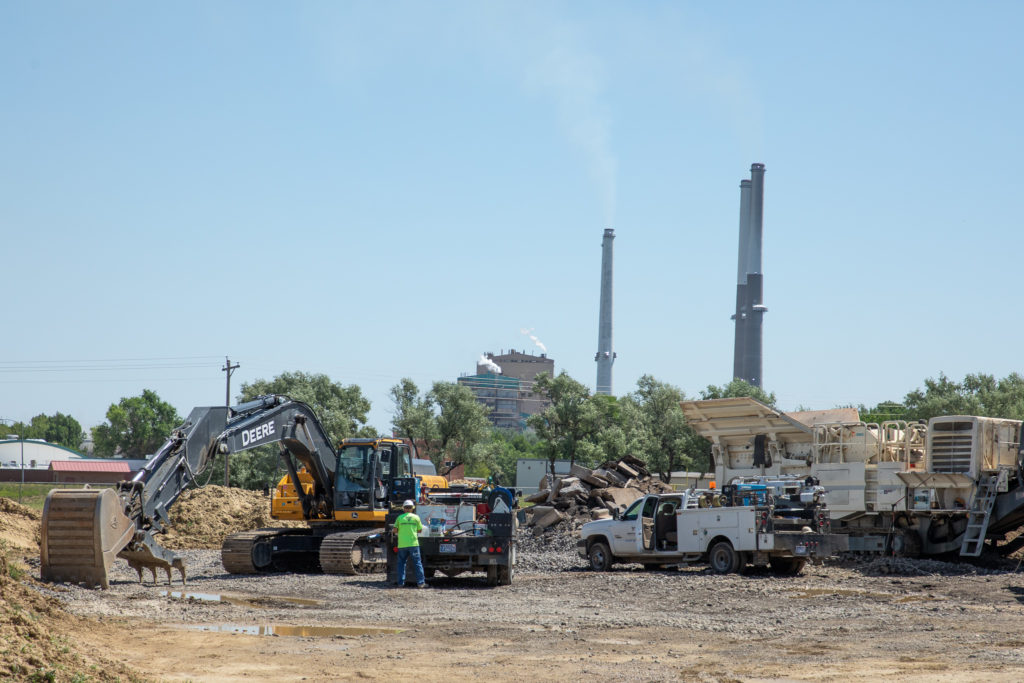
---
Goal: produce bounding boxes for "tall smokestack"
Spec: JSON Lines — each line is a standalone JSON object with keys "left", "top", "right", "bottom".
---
{"left": 743, "top": 163, "right": 767, "bottom": 388}
{"left": 595, "top": 228, "right": 615, "bottom": 395}
{"left": 732, "top": 178, "right": 752, "bottom": 381}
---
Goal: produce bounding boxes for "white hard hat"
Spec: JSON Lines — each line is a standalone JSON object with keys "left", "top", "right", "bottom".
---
{"left": 403, "top": 499, "right": 415, "bottom": 508}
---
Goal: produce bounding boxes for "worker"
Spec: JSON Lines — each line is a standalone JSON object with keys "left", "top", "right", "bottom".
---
{"left": 393, "top": 499, "right": 427, "bottom": 588}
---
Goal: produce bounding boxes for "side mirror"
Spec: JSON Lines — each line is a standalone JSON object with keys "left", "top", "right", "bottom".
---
{"left": 612, "top": 509, "right": 621, "bottom": 520}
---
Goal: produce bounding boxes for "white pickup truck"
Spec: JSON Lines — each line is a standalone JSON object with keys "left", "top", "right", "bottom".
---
{"left": 578, "top": 487, "right": 847, "bottom": 575}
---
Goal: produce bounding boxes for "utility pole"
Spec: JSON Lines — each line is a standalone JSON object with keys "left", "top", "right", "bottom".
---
{"left": 222, "top": 356, "right": 239, "bottom": 487}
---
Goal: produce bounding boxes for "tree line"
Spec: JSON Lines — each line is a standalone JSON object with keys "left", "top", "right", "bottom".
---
{"left": 18, "top": 369, "right": 1024, "bottom": 490}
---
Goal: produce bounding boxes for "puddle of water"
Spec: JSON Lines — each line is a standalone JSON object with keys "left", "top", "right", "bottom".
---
{"left": 180, "top": 623, "right": 403, "bottom": 637}
{"left": 160, "top": 591, "right": 320, "bottom": 608}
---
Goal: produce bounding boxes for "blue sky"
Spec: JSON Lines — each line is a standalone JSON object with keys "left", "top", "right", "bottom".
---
{"left": 2, "top": 2, "right": 1023, "bottom": 435}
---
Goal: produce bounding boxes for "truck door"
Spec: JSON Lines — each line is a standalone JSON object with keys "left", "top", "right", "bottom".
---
{"left": 641, "top": 496, "right": 659, "bottom": 550}
{"left": 609, "top": 498, "right": 645, "bottom": 556}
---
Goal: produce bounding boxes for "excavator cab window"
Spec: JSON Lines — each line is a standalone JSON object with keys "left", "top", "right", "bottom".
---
{"left": 392, "top": 445, "right": 413, "bottom": 478}
{"left": 335, "top": 444, "right": 376, "bottom": 509}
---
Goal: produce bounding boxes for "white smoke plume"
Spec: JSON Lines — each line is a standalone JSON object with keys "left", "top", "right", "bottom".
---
{"left": 528, "top": 43, "right": 616, "bottom": 226}
{"left": 479, "top": 354, "right": 502, "bottom": 374}
{"left": 520, "top": 328, "right": 548, "bottom": 353}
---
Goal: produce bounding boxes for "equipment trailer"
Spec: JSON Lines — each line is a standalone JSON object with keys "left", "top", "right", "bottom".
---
{"left": 681, "top": 397, "right": 1024, "bottom": 559}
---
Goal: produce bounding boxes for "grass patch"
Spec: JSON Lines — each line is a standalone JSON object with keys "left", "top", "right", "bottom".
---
{"left": 1, "top": 540, "right": 28, "bottom": 580}
{"left": 0, "top": 483, "right": 102, "bottom": 511}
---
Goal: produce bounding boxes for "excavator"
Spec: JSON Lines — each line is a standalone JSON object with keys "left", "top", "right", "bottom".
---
{"left": 40, "top": 395, "right": 442, "bottom": 588}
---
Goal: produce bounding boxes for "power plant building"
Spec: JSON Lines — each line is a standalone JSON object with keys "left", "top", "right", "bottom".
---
{"left": 458, "top": 350, "right": 554, "bottom": 430}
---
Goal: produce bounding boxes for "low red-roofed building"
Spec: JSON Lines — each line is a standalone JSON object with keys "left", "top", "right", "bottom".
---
{"left": 50, "top": 460, "right": 133, "bottom": 484}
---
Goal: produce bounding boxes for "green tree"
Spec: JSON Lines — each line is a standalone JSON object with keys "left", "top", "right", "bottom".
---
{"left": 240, "top": 371, "right": 372, "bottom": 442}
{"left": 92, "top": 390, "right": 181, "bottom": 458}
{"left": 212, "top": 371, "right": 373, "bottom": 490}
{"left": 35, "top": 412, "right": 85, "bottom": 450}
{"left": 0, "top": 412, "right": 84, "bottom": 450}
{"left": 857, "top": 401, "right": 906, "bottom": 424}
{"left": 701, "top": 378, "right": 777, "bottom": 406}
{"left": 389, "top": 378, "right": 439, "bottom": 460}
{"left": 526, "top": 372, "right": 592, "bottom": 471}
{"left": 389, "top": 379, "right": 491, "bottom": 471}
{"left": 627, "top": 375, "right": 704, "bottom": 482}
{"left": 903, "top": 372, "right": 1024, "bottom": 422}
{"left": 464, "top": 429, "right": 546, "bottom": 484}
{"left": 428, "top": 381, "right": 492, "bottom": 470}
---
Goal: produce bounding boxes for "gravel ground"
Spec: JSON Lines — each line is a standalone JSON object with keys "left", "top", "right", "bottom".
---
{"left": 23, "top": 536, "right": 1024, "bottom": 682}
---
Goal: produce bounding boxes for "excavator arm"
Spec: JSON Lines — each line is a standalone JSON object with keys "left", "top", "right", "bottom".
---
{"left": 40, "top": 395, "right": 338, "bottom": 588}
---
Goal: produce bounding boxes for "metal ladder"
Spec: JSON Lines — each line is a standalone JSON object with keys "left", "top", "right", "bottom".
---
{"left": 959, "top": 474, "right": 1000, "bottom": 557}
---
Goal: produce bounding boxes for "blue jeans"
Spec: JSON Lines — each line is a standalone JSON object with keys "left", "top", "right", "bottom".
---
{"left": 395, "top": 546, "right": 425, "bottom": 586}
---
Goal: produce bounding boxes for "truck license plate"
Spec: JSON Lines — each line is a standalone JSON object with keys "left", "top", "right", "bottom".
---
{"left": 794, "top": 545, "right": 807, "bottom": 556}
{"left": 439, "top": 543, "right": 456, "bottom": 553}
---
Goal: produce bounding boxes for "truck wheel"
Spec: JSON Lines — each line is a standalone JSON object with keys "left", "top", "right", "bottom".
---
{"left": 708, "top": 541, "right": 740, "bottom": 574}
{"left": 588, "top": 542, "right": 614, "bottom": 571}
{"left": 768, "top": 557, "right": 806, "bottom": 575}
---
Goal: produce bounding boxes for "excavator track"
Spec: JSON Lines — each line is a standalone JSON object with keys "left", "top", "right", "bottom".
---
{"left": 320, "top": 529, "right": 386, "bottom": 575}
{"left": 221, "top": 530, "right": 280, "bottom": 574}
{"left": 40, "top": 489, "right": 134, "bottom": 589}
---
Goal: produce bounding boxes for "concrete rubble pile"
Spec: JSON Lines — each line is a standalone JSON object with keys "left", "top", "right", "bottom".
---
{"left": 521, "top": 455, "right": 672, "bottom": 537}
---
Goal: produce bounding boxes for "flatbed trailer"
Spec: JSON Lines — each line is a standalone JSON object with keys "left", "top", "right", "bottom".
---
{"left": 385, "top": 486, "right": 519, "bottom": 586}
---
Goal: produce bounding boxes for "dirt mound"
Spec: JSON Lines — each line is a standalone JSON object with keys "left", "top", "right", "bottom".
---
{"left": 161, "top": 486, "right": 303, "bottom": 549}
{"left": 0, "top": 497, "right": 41, "bottom": 553}
{"left": 0, "top": 552, "right": 146, "bottom": 681}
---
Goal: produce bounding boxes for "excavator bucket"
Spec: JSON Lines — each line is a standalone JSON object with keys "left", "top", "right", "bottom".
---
{"left": 40, "top": 489, "right": 135, "bottom": 589}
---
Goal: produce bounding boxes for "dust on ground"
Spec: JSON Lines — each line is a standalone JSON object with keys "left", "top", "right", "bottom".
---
{"left": 160, "top": 486, "right": 303, "bottom": 550}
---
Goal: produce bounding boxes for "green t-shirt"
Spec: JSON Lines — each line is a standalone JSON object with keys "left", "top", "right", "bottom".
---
{"left": 395, "top": 512, "right": 423, "bottom": 548}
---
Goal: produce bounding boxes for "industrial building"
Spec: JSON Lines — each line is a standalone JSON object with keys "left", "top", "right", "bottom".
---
{"left": 458, "top": 350, "right": 554, "bottom": 430}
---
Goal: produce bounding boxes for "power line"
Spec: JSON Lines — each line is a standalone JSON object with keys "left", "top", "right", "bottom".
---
{"left": 0, "top": 355, "right": 222, "bottom": 365}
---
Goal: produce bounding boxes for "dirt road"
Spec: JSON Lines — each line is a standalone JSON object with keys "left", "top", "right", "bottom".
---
{"left": 31, "top": 549, "right": 1024, "bottom": 682}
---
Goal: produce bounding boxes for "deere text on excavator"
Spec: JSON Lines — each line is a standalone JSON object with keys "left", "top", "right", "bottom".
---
{"left": 40, "top": 395, "right": 443, "bottom": 588}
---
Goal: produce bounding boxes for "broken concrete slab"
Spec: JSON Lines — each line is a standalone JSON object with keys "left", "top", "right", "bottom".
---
{"left": 528, "top": 505, "right": 554, "bottom": 518}
{"left": 533, "top": 507, "right": 566, "bottom": 529}
{"left": 525, "top": 490, "right": 550, "bottom": 504}
{"left": 557, "top": 481, "right": 590, "bottom": 500}
{"left": 616, "top": 461, "right": 640, "bottom": 479}
{"left": 594, "top": 468, "right": 627, "bottom": 487}
{"left": 597, "top": 487, "right": 644, "bottom": 508}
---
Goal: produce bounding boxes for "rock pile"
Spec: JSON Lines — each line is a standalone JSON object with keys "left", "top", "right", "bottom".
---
{"left": 522, "top": 456, "right": 672, "bottom": 537}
